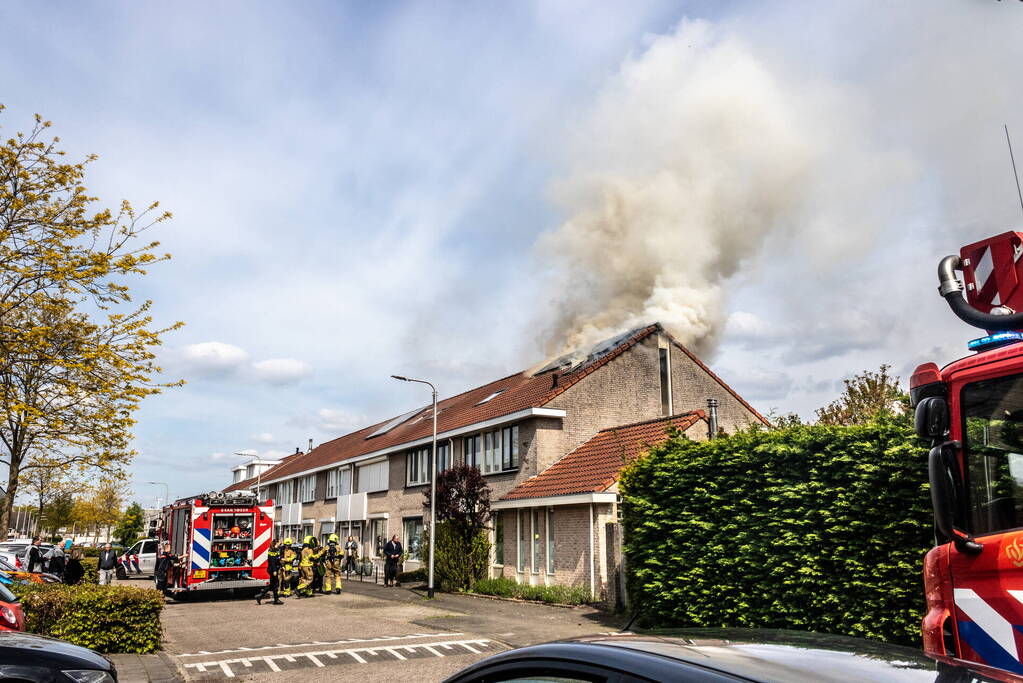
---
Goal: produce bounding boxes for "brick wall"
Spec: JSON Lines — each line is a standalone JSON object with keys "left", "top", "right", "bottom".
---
{"left": 669, "top": 342, "right": 763, "bottom": 433}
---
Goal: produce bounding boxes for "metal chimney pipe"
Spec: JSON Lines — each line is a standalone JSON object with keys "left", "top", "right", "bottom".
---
{"left": 308, "top": 438, "right": 313, "bottom": 452}
{"left": 707, "top": 398, "right": 719, "bottom": 439}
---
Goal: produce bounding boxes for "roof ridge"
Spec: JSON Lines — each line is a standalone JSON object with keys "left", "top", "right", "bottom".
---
{"left": 596, "top": 410, "right": 706, "bottom": 435}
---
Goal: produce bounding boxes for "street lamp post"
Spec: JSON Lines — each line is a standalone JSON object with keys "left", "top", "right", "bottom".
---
{"left": 233, "top": 452, "right": 264, "bottom": 502}
{"left": 392, "top": 374, "right": 438, "bottom": 599}
{"left": 147, "top": 482, "right": 170, "bottom": 509}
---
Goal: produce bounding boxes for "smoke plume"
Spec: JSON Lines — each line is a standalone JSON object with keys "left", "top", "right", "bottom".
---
{"left": 538, "top": 19, "right": 906, "bottom": 357}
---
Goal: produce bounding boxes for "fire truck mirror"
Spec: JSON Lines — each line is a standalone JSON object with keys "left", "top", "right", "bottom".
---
{"left": 915, "top": 397, "right": 949, "bottom": 439}
{"left": 928, "top": 442, "right": 956, "bottom": 543}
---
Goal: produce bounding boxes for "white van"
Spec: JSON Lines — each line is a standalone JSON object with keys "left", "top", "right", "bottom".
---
{"left": 116, "top": 538, "right": 159, "bottom": 579}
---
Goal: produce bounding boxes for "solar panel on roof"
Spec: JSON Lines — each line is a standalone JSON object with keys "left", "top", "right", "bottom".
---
{"left": 532, "top": 325, "right": 649, "bottom": 376}
{"left": 475, "top": 389, "right": 505, "bottom": 405}
{"left": 365, "top": 405, "right": 428, "bottom": 439}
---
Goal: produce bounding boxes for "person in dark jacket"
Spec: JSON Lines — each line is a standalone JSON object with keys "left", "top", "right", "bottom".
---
{"left": 98, "top": 543, "right": 118, "bottom": 585}
{"left": 26, "top": 537, "right": 46, "bottom": 573}
{"left": 383, "top": 535, "right": 402, "bottom": 587}
{"left": 63, "top": 546, "right": 85, "bottom": 585}
{"left": 154, "top": 542, "right": 172, "bottom": 593}
{"left": 256, "top": 538, "right": 283, "bottom": 605}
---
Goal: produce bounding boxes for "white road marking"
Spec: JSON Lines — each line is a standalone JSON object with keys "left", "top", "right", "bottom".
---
{"left": 182, "top": 638, "right": 493, "bottom": 678}
{"left": 177, "top": 632, "right": 462, "bottom": 657}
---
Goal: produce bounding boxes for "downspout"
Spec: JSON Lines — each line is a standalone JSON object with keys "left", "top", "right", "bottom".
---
{"left": 588, "top": 503, "right": 595, "bottom": 600}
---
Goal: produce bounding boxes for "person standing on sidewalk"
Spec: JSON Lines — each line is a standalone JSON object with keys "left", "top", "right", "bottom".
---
{"left": 343, "top": 535, "right": 359, "bottom": 574}
{"left": 383, "top": 535, "right": 402, "bottom": 587}
{"left": 98, "top": 543, "right": 118, "bottom": 585}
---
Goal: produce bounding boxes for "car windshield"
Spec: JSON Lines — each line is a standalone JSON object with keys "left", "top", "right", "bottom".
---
{"left": 962, "top": 374, "right": 1023, "bottom": 535}
{"left": 0, "top": 581, "right": 16, "bottom": 603}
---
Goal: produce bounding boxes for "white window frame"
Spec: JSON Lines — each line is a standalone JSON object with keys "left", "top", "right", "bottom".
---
{"left": 517, "top": 510, "right": 526, "bottom": 573}
{"left": 324, "top": 469, "right": 338, "bottom": 499}
{"left": 531, "top": 508, "right": 541, "bottom": 574}
{"left": 546, "top": 507, "right": 555, "bottom": 575}
{"left": 276, "top": 481, "right": 294, "bottom": 506}
{"left": 478, "top": 425, "right": 519, "bottom": 475}
{"left": 357, "top": 461, "right": 388, "bottom": 493}
{"left": 298, "top": 474, "right": 316, "bottom": 503}
{"left": 406, "top": 447, "right": 430, "bottom": 486}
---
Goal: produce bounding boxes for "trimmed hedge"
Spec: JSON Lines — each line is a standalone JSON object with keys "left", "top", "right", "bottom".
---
{"left": 473, "top": 577, "right": 591, "bottom": 605}
{"left": 619, "top": 418, "right": 930, "bottom": 646}
{"left": 397, "top": 567, "right": 427, "bottom": 584}
{"left": 13, "top": 584, "right": 163, "bottom": 653}
{"left": 79, "top": 556, "right": 99, "bottom": 584}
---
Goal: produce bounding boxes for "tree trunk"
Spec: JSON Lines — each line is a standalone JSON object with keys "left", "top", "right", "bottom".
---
{"left": 0, "top": 455, "right": 23, "bottom": 540}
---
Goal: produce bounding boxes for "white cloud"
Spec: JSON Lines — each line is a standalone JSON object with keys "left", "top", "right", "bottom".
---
{"left": 251, "top": 358, "right": 312, "bottom": 385}
{"left": 252, "top": 432, "right": 276, "bottom": 444}
{"left": 180, "top": 341, "right": 250, "bottom": 375}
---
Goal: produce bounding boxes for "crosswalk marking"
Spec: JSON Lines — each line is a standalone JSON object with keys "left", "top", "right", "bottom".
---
{"left": 177, "top": 632, "right": 463, "bottom": 657}
{"left": 182, "top": 638, "right": 494, "bottom": 678}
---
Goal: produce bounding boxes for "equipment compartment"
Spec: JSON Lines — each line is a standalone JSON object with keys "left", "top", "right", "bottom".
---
{"left": 210, "top": 513, "right": 254, "bottom": 567}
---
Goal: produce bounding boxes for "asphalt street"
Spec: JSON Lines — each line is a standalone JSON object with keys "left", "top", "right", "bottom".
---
{"left": 115, "top": 576, "right": 622, "bottom": 682}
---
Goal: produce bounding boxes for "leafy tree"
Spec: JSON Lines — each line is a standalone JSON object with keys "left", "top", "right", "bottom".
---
{"left": 114, "top": 502, "right": 145, "bottom": 546}
{"left": 43, "top": 491, "right": 75, "bottom": 536}
{"left": 815, "top": 365, "right": 906, "bottom": 426}
{"left": 0, "top": 109, "right": 182, "bottom": 534}
{"left": 423, "top": 464, "right": 493, "bottom": 590}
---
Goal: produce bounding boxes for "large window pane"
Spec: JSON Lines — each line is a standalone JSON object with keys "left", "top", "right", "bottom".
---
{"left": 963, "top": 374, "right": 1023, "bottom": 534}
{"left": 404, "top": 518, "right": 424, "bottom": 561}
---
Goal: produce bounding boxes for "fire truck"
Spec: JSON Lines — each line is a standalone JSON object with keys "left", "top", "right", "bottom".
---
{"left": 159, "top": 489, "right": 274, "bottom": 598}
{"left": 912, "top": 231, "right": 1023, "bottom": 680}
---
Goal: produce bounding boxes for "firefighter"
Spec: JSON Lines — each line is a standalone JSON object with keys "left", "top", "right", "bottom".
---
{"left": 256, "top": 538, "right": 284, "bottom": 605}
{"left": 296, "top": 535, "right": 322, "bottom": 598}
{"left": 279, "top": 538, "right": 297, "bottom": 597}
{"left": 323, "top": 534, "right": 343, "bottom": 594}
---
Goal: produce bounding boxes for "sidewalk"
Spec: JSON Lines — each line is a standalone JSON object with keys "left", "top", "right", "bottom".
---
{"left": 108, "top": 652, "right": 183, "bottom": 683}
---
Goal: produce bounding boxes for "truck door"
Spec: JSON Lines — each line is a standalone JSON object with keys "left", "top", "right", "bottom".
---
{"left": 949, "top": 373, "right": 1023, "bottom": 675}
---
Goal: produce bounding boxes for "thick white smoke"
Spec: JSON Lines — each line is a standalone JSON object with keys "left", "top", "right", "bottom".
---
{"left": 538, "top": 19, "right": 908, "bottom": 357}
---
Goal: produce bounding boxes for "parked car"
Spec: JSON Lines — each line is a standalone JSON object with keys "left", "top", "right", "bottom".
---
{"left": 0, "top": 631, "right": 115, "bottom": 681}
{"left": 0, "top": 581, "right": 24, "bottom": 632}
{"left": 0, "top": 542, "right": 52, "bottom": 571}
{"left": 444, "top": 629, "right": 998, "bottom": 682}
{"left": 116, "top": 538, "right": 158, "bottom": 579}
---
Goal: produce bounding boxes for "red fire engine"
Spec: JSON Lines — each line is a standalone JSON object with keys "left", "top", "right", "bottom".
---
{"left": 159, "top": 489, "right": 274, "bottom": 597}
{"left": 914, "top": 231, "right": 1023, "bottom": 680}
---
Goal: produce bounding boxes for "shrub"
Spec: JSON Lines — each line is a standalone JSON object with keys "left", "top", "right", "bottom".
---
{"left": 423, "top": 522, "right": 490, "bottom": 592}
{"left": 473, "top": 577, "right": 591, "bottom": 605}
{"left": 79, "top": 556, "right": 99, "bottom": 584}
{"left": 13, "top": 583, "right": 163, "bottom": 653}
{"left": 619, "top": 417, "right": 930, "bottom": 646}
{"left": 397, "top": 567, "right": 427, "bottom": 584}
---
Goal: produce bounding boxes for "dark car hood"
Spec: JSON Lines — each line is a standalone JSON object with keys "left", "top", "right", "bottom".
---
{"left": 0, "top": 631, "right": 111, "bottom": 669}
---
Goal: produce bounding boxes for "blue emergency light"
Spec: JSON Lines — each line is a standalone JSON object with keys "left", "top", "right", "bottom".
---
{"left": 967, "top": 331, "right": 1023, "bottom": 351}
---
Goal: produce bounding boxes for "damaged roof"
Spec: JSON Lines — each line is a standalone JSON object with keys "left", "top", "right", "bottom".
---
{"left": 502, "top": 410, "right": 707, "bottom": 500}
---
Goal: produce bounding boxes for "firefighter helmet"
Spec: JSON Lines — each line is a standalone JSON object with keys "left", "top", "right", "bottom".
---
{"left": 328, "top": 534, "right": 339, "bottom": 543}
{"left": 282, "top": 537, "right": 293, "bottom": 545}
{"left": 303, "top": 535, "right": 314, "bottom": 545}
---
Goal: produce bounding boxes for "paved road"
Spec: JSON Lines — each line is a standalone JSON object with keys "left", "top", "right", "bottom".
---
{"left": 117, "top": 576, "right": 622, "bottom": 682}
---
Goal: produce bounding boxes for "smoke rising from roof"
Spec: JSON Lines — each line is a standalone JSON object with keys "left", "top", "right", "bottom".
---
{"left": 538, "top": 19, "right": 909, "bottom": 358}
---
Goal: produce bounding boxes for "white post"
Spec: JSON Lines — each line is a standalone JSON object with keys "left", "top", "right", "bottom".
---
{"left": 428, "top": 386, "right": 438, "bottom": 599}
{"left": 588, "top": 503, "right": 595, "bottom": 600}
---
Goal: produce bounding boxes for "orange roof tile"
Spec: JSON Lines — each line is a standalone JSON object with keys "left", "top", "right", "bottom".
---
{"left": 501, "top": 411, "right": 706, "bottom": 500}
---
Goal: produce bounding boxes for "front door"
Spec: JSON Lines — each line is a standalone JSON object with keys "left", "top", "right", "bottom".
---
{"left": 949, "top": 373, "right": 1023, "bottom": 674}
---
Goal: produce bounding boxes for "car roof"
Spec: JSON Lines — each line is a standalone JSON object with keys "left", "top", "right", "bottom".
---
{"left": 0, "top": 631, "right": 111, "bottom": 670}
{"left": 447, "top": 629, "right": 949, "bottom": 683}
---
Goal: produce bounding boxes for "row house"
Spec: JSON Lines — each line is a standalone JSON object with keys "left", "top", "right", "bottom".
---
{"left": 225, "top": 323, "right": 766, "bottom": 598}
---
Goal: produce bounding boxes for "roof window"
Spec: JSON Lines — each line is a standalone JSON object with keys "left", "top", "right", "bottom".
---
{"left": 475, "top": 389, "right": 506, "bottom": 406}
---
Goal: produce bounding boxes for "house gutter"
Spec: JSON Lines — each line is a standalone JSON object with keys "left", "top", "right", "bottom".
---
{"left": 589, "top": 503, "right": 595, "bottom": 600}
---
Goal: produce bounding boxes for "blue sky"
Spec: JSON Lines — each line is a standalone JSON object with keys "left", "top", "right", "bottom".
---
{"left": 1, "top": 1, "right": 1022, "bottom": 507}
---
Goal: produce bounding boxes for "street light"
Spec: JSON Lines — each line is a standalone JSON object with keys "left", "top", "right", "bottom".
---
{"left": 392, "top": 374, "right": 438, "bottom": 599}
{"left": 147, "top": 482, "right": 170, "bottom": 509}
{"left": 233, "top": 452, "right": 264, "bottom": 502}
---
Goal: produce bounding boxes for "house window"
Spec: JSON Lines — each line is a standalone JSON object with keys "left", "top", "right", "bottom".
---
{"left": 404, "top": 517, "right": 424, "bottom": 561}
{"left": 531, "top": 509, "right": 541, "bottom": 574}
{"left": 546, "top": 508, "right": 555, "bottom": 574}
{"left": 494, "top": 513, "right": 504, "bottom": 566}
{"left": 464, "top": 435, "right": 481, "bottom": 469}
{"left": 406, "top": 447, "right": 430, "bottom": 486}
{"left": 369, "top": 518, "right": 387, "bottom": 558}
{"left": 479, "top": 425, "right": 519, "bottom": 474}
{"left": 339, "top": 467, "right": 353, "bottom": 495}
{"left": 436, "top": 441, "right": 450, "bottom": 473}
{"left": 319, "top": 521, "right": 334, "bottom": 546}
{"left": 298, "top": 475, "right": 316, "bottom": 503}
{"left": 357, "top": 461, "right": 388, "bottom": 493}
{"left": 325, "top": 470, "right": 338, "bottom": 499}
{"left": 276, "top": 481, "right": 294, "bottom": 505}
{"left": 659, "top": 346, "right": 672, "bottom": 416}
{"left": 301, "top": 523, "right": 313, "bottom": 542}
{"left": 517, "top": 510, "right": 526, "bottom": 573}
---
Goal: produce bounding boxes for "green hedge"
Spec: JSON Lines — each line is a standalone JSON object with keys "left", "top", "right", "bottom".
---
{"left": 79, "top": 556, "right": 99, "bottom": 584}
{"left": 473, "top": 577, "right": 591, "bottom": 605}
{"left": 13, "top": 584, "right": 163, "bottom": 653}
{"left": 397, "top": 567, "right": 427, "bottom": 584}
{"left": 619, "top": 418, "right": 930, "bottom": 646}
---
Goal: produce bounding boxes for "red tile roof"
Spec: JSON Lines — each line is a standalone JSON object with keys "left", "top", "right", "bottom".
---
{"left": 244, "top": 322, "right": 764, "bottom": 487}
{"left": 501, "top": 411, "right": 706, "bottom": 500}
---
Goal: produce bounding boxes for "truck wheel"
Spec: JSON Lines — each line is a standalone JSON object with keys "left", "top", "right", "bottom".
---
{"left": 115, "top": 566, "right": 127, "bottom": 580}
